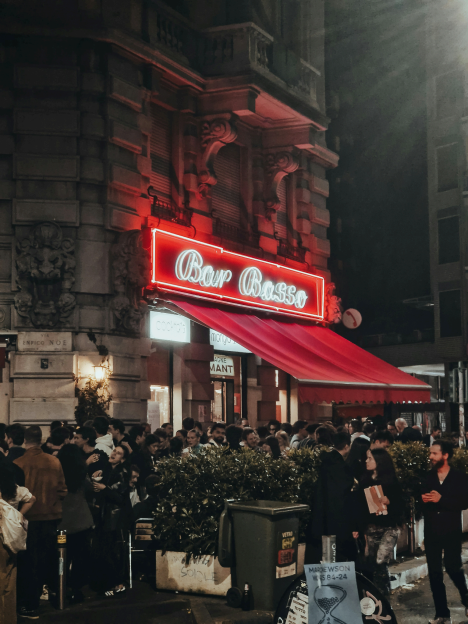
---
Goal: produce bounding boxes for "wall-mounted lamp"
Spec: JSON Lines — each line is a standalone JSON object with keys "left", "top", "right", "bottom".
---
{"left": 93, "top": 365, "right": 106, "bottom": 382}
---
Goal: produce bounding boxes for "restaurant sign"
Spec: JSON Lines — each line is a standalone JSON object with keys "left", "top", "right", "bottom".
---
{"left": 150, "top": 229, "right": 325, "bottom": 321}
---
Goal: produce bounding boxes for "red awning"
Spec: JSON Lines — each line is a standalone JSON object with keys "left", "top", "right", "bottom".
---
{"left": 168, "top": 299, "right": 431, "bottom": 405}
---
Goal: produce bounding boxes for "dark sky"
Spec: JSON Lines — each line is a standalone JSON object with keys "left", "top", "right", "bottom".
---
{"left": 325, "top": 0, "right": 432, "bottom": 337}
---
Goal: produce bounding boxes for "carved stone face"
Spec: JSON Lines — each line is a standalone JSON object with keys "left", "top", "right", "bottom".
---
{"left": 14, "top": 222, "right": 76, "bottom": 329}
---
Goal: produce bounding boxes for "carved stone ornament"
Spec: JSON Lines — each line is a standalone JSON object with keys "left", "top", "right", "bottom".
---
{"left": 111, "top": 230, "right": 151, "bottom": 334}
{"left": 264, "top": 151, "right": 299, "bottom": 218}
{"left": 197, "top": 117, "right": 237, "bottom": 198}
{"left": 324, "top": 282, "right": 342, "bottom": 325}
{"left": 14, "top": 222, "right": 76, "bottom": 328}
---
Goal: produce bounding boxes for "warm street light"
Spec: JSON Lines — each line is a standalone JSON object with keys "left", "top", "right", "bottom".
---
{"left": 93, "top": 365, "right": 106, "bottom": 382}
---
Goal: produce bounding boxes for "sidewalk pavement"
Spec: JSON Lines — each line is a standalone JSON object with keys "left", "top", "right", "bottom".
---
{"left": 189, "top": 547, "right": 468, "bottom": 624}
{"left": 390, "top": 546, "right": 468, "bottom": 591}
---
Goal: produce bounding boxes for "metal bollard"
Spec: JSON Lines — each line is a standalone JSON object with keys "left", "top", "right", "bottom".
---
{"left": 57, "top": 530, "right": 67, "bottom": 610}
{"left": 321, "top": 535, "right": 336, "bottom": 563}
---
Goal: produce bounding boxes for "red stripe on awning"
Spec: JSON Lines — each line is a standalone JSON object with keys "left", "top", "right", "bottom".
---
{"left": 168, "top": 299, "right": 431, "bottom": 405}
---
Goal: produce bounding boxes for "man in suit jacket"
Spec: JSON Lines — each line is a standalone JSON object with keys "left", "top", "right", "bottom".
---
{"left": 306, "top": 432, "right": 355, "bottom": 564}
{"left": 421, "top": 439, "right": 468, "bottom": 624}
{"left": 423, "top": 426, "right": 442, "bottom": 448}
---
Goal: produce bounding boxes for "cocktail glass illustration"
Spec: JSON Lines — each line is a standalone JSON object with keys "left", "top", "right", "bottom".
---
{"left": 314, "top": 584, "right": 347, "bottom": 624}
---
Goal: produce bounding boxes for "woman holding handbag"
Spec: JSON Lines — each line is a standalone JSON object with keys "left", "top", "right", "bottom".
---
{"left": 352, "top": 448, "right": 405, "bottom": 595}
{"left": 91, "top": 444, "right": 131, "bottom": 597}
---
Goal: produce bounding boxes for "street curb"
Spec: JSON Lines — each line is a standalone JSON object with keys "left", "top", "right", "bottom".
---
{"left": 389, "top": 549, "right": 468, "bottom": 590}
{"left": 190, "top": 599, "right": 215, "bottom": 624}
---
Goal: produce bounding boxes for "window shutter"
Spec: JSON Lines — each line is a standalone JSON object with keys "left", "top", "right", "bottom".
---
{"left": 276, "top": 177, "right": 288, "bottom": 240}
{"left": 150, "top": 104, "right": 172, "bottom": 199}
{"left": 211, "top": 143, "right": 241, "bottom": 227}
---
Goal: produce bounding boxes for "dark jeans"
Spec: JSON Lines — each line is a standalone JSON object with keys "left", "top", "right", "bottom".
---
{"left": 67, "top": 529, "right": 92, "bottom": 592}
{"left": 426, "top": 531, "right": 468, "bottom": 618}
{"left": 17, "top": 519, "right": 59, "bottom": 610}
{"left": 90, "top": 528, "right": 126, "bottom": 593}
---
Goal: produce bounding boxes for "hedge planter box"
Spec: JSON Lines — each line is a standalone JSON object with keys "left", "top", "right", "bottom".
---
{"left": 155, "top": 545, "right": 307, "bottom": 596}
{"left": 155, "top": 551, "right": 231, "bottom": 595}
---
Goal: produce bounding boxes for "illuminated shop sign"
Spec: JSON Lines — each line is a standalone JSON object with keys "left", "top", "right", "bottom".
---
{"left": 210, "top": 354, "right": 235, "bottom": 376}
{"left": 210, "top": 330, "right": 250, "bottom": 353}
{"left": 150, "top": 230, "right": 324, "bottom": 321}
{"left": 149, "top": 310, "right": 191, "bottom": 343}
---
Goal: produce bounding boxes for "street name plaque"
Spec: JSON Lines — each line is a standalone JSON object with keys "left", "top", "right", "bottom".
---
{"left": 18, "top": 332, "right": 73, "bottom": 352}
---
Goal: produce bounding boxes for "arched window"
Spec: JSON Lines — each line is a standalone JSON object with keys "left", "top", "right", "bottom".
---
{"left": 211, "top": 143, "right": 241, "bottom": 227}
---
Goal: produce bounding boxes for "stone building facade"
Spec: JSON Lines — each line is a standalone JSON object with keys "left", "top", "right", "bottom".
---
{"left": 0, "top": 0, "right": 337, "bottom": 429}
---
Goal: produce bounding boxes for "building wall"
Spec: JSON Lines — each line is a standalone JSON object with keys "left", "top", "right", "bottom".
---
{"left": 0, "top": 0, "right": 337, "bottom": 427}
{"left": 426, "top": 1, "right": 467, "bottom": 361}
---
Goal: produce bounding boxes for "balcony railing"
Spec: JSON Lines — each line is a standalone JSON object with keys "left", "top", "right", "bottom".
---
{"left": 213, "top": 219, "right": 260, "bottom": 248}
{"left": 148, "top": 187, "right": 192, "bottom": 228}
{"left": 276, "top": 239, "right": 307, "bottom": 263}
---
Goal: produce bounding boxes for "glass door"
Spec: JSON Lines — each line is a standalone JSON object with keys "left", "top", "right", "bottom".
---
{"left": 211, "top": 379, "right": 235, "bottom": 424}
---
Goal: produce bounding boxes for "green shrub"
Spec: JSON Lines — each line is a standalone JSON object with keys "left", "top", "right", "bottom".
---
{"left": 388, "top": 441, "right": 430, "bottom": 519}
{"left": 451, "top": 447, "right": 468, "bottom": 472}
{"left": 152, "top": 440, "right": 463, "bottom": 557}
{"left": 153, "top": 445, "right": 330, "bottom": 557}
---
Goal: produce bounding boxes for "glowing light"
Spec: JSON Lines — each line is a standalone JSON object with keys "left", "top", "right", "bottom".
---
{"left": 93, "top": 366, "right": 106, "bottom": 382}
{"left": 149, "top": 228, "right": 325, "bottom": 321}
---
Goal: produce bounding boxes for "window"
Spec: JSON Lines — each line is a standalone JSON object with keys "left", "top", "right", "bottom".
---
{"left": 435, "top": 72, "right": 459, "bottom": 119}
{"left": 438, "top": 216, "right": 460, "bottom": 264}
{"left": 150, "top": 104, "right": 172, "bottom": 198}
{"left": 211, "top": 143, "right": 241, "bottom": 227}
{"left": 437, "top": 144, "right": 458, "bottom": 192}
{"left": 275, "top": 177, "right": 288, "bottom": 240}
{"left": 439, "top": 290, "right": 461, "bottom": 338}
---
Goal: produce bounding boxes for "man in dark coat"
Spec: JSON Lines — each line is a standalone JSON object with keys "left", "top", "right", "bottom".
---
{"left": 306, "top": 431, "right": 354, "bottom": 564}
{"left": 422, "top": 439, "right": 468, "bottom": 624}
{"left": 395, "top": 417, "right": 422, "bottom": 443}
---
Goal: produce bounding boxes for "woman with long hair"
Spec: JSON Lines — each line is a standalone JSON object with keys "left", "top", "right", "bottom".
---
{"left": 57, "top": 444, "right": 94, "bottom": 604}
{"left": 346, "top": 436, "right": 370, "bottom": 481}
{"left": 275, "top": 431, "right": 290, "bottom": 455}
{"left": 262, "top": 436, "right": 282, "bottom": 459}
{"left": 175, "top": 429, "right": 188, "bottom": 448}
{"left": 352, "top": 448, "right": 405, "bottom": 595}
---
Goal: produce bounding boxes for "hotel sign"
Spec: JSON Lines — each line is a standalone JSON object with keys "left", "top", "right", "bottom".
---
{"left": 150, "top": 229, "right": 325, "bottom": 321}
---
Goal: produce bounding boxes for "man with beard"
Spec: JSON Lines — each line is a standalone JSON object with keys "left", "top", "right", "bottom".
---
{"left": 208, "top": 422, "right": 226, "bottom": 447}
{"left": 422, "top": 440, "right": 468, "bottom": 624}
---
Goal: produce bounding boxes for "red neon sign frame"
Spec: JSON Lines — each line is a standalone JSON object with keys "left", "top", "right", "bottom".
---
{"left": 150, "top": 229, "right": 325, "bottom": 321}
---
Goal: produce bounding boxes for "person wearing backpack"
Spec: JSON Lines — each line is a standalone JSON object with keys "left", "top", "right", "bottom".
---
{"left": 0, "top": 462, "right": 35, "bottom": 624}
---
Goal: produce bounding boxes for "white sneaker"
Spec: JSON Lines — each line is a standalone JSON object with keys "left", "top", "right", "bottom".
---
{"left": 40, "top": 585, "right": 49, "bottom": 600}
{"left": 428, "top": 618, "right": 451, "bottom": 624}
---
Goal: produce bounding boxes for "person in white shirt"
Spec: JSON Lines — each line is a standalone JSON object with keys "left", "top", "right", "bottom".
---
{"left": 93, "top": 417, "right": 114, "bottom": 457}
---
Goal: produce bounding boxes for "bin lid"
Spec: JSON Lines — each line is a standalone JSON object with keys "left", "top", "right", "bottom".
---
{"left": 227, "top": 500, "right": 309, "bottom": 516}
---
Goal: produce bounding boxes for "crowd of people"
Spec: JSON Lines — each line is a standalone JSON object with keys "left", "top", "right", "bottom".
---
{"left": 0, "top": 414, "right": 465, "bottom": 624}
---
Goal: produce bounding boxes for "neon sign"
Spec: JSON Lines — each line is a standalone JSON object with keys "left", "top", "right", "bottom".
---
{"left": 150, "top": 229, "right": 325, "bottom": 320}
